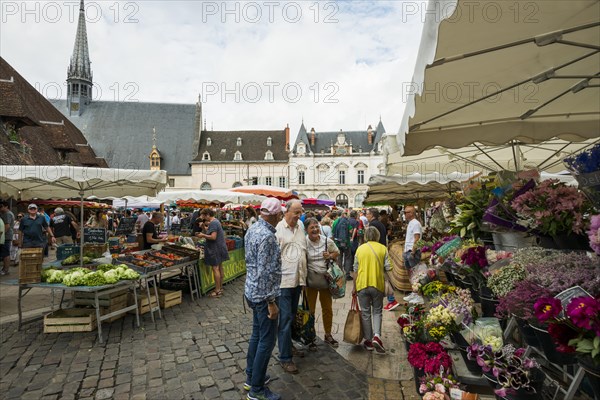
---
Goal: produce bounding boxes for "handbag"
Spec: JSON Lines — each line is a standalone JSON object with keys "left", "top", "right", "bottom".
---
{"left": 325, "top": 260, "right": 345, "bottom": 299}
{"left": 291, "top": 289, "right": 316, "bottom": 345}
{"left": 307, "top": 240, "right": 332, "bottom": 289}
{"left": 343, "top": 293, "right": 363, "bottom": 345}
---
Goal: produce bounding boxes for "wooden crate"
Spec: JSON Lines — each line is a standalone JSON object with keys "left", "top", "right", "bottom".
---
{"left": 19, "top": 248, "right": 43, "bottom": 284}
{"left": 158, "top": 289, "right": 182, "bottom": 309}
{"left": 100, "top": 298, "right": 129, "bottom": 322}
{"left": 44, "top": 308, "right": 97, "bottom": 333}
{"left": 127, "top": 292, "right": 159, "bottom": 315}
{"left": 83, "top": 243, "right": 108, "bottom": 258}
{"left": 73, "top": 289, "right": 129, "bottom": 307}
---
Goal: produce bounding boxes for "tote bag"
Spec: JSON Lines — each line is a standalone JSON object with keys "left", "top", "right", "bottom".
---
{"left": 292, "top": 289, "right": 317, "bottom": 345}
{"left": 343, "top": 293, "right": 363, "bottom": 345}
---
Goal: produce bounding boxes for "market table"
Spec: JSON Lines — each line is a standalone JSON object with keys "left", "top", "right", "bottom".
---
{"left": 1, "top": 279, "right": 140, "bottom": 344}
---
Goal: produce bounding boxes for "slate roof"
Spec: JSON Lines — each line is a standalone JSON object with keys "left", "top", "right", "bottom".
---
{"left": 51, "top": 100, "right": 199, "bottom": 175}
{"left": 0, "top": 57, "right": 107, "bottom": 167}
{"left": 193, "top": 129, "right": 288, "bottom": 162}
{"left": 292, "top": 120, "right": 386, "bottom": 155}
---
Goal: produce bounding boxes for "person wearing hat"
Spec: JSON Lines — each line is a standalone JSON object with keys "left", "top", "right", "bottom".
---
{"left": 244, "top": 198, "right": 284, "bottom": 400}
{"left": 19, "top": 204, "right": 52, "bottom": 249}
{"left": 49, "top": 208, "right": 79, "bottom": 245}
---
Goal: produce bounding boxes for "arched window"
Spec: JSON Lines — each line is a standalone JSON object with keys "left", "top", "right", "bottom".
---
{"left": 265, "top": 151, "right": 273, "bottom": 160}
{"left": 237, "top": 137, "right": 242, "bottom": 146}
{"left": 207, "top": 138, "right": 212, "bottom": 146}
{"left": 232, "top": 182, "right": 243, "bottom": 188}
{"left": 299, "top": 194, "right": 307, "bottom": 199}
{"left": 317, "top": 193, "right": 329, "bottom": 200}
{"left": 202, "top": 151, "right": 210, "bottom": 161}
{"left": 234, "top": 151, "right": 243, "bottom": 161}
{"left": 200, "top": 182, "right": 212, "bottom": 190}
{"left": 267, "top": 137, "right": 272, "bottom": 146}
{"left": 336, "top": 193, "right": 348, "bottom": 209}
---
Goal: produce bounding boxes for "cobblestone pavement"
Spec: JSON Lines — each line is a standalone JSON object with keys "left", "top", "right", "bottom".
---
{"left": 0, "top": 271, "right": 419, "bottom": 400}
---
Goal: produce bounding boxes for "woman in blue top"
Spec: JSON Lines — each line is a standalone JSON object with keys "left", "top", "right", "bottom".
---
{"left": 196, "top": 208, "right": 230, "bottom": 298}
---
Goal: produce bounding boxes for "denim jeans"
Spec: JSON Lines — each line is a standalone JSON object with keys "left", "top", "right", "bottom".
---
{"left": 403, "top": 250, "right": 421, "bottom": 269}
{"left": 357, "top": 286, "right": 384, "bottom": 340}
{"left": 278, "top": 286, "right": 301, "bottom": 363}
{"left": 245, "top": 297, "right": 278, "bottom": 394}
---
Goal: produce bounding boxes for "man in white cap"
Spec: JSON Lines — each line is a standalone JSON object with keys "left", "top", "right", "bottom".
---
{"left": 244, "top": 198, "right": 284, "bottom": 400}
{"left": 49, "top": 207, "right": 79, "bottom": 245}
{"left": 19, "top": 204, "right": 52, "bottom": 249}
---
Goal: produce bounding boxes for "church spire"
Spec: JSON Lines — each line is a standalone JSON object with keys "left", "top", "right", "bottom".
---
{"left": 68, "top": 0, "right": 92, "bottom": 82}
{"left": 66, "top": 0, "right": 93, "bottom": 116}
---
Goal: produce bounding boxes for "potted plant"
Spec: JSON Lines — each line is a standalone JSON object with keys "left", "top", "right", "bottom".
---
{"left": 511, "top": 179, "right": 592, "bottom": 250}
{"left": 467, "top": 343, "right": 543, "bottom": 399}
{"left": 533, "top": 295, "right": 600, "bottom": 397}
{"left": 496, "top": 280, "right": 553, "bottom": 348}
{"left": 588, "top": 215, "right": 600, "bottom": 255}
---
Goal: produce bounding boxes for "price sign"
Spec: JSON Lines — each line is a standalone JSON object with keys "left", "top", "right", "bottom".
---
{"left": 84, "top": 227, "right": 107, "bottom": 243}
{"left": 555, "top": 286, "right": 592, "bottom": 317}
{"left": 115, "top": 217, "right": 136, "bottom": 236}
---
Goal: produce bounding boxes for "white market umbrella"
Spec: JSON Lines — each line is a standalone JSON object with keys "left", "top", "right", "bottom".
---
{"left": 386, "top": 0, "right": 600, "bottom": 172}
{"left": 155, "top": 189, "right": 266, "bottom": 205}
{"left": 0, "top": 165, "right": 167, "bottom": 263}
{"left": 364, "top": 171, "right": 480, "bottom": 204}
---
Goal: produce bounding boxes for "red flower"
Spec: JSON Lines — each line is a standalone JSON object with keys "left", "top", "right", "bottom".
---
{"left": 534, "top": 297, "right": 562, "bottom": 323}
{"left": 397, "top": 317, "right": 410, "bottom": 329}
{"left": 408, "top": 342, "right": 452, "bottom": 374}
{"left": 547, "top": 323, "right": 577, "bottom": 353}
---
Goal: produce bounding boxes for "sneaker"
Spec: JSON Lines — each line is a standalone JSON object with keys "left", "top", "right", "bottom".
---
{"left": 372, "top": 335, "right": 386, "bottom": 354}
{"left": 363, "top": 340, "right": 374, "bottom": 351}
{"left": 403, "top": 293, "right": 417, "bottom": 301}
{"left": 408, "top": 294, "right": 424, "bottom": 304}
{"left": 384, "top": 300, "right": 400, "bottom": 311}
{"left": 247, "top": 387, "right": 281, "bottom": 400}
{"left": 244, "top": 374, "right": 271, "bottom": 391}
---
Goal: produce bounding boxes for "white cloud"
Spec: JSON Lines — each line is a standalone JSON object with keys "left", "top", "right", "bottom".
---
{"left": 0, "top": 0, "right": 425, "bottom": 143}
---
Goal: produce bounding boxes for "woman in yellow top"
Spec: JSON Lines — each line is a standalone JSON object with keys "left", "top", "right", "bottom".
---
{"left": 351, "top": 226, "right": 391, "bottom": 354}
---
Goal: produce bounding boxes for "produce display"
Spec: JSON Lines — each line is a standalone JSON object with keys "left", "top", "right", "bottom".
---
{"left": 42, "top": 264, "right": 140, "bottom": 286}
{"left": 61, "top": 255, "right": 94, "bottom": 266}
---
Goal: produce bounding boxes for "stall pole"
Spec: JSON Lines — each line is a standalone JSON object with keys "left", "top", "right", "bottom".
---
{"left": 80, "top": 190, "right": 85, "bottom": 266}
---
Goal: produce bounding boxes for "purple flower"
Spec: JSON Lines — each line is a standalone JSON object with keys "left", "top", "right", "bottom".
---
{"left": 534, "top": 297, "right": 563, "bottom": 322}
{"left": 566, "top": 296, "right": 600, "bottom": 330}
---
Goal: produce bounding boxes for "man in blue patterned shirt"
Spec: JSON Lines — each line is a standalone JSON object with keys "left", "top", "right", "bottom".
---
{"left": 244, "top": 198, "right": 284, "bottom": 400}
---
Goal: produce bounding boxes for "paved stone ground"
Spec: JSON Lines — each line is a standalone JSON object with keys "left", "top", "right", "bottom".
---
{"left": 0, "top": 261, "right": 420, "bottom": 399}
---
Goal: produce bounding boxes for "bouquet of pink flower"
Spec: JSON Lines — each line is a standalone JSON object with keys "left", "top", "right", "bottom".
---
{"left": 588, "top": 215, "right": 600, "bottom": 255}
{"left": 511, "top": 179, "right": 589, "bottom": 236}
{"left": 534, "top": 296, "right": 600, "bottom": 363}
{"left": 419, "top": 374, "right": 460, "bottom": 400}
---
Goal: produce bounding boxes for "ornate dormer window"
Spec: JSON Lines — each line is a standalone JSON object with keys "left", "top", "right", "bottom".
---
{"left": 207, "top": 138, "right": 212, "bottom": 146}
{"left": 237, "top": 137, "right": 242, "bottom": 146}
{"left": 265, "top": 150, "right": 273, "bottom": 160}
{"left": 202, "top": 151, "right": 211, "bottom": 161}
{"left": 234, "top": 151, "right": 243, "bottom": 161}
{"left": 333, "top": 130, "right": 351, "bottom": 155}
{"left": 149, "top": 127, "right": 161, "bottom": 170}
{"left": 267, "top": 137, "right": 272, "bottom": 146}
{"left": 297, "top": 143, "right": 306, "bottom": 155}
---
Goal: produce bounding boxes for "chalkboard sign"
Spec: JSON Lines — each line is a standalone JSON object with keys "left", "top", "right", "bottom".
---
{"left": 170, "top": 223, "right": 181, "bottom": 235}
{"left": 115, "top": 217, "right": 137, "bottom": 236}
{"left": 84, "top": 227, "right": 107, "bottom": 244}
{"left": 555, "top": 286, "right": 592, "bottom": 317}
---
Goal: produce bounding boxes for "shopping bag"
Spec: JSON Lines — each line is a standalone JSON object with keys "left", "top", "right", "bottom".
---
{"left": 325, "top": 261, "right": 346, "bottom": 299}
{"left": 291, "top": 289, "right": 316, "bottom": 345}
{"left": 343, "top": 293, "right": 363, "bottom": 345}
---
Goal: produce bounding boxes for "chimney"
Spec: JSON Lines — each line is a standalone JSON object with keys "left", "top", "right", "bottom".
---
{"left": 310, "top": 127, "right": 315, "bottom": 146}
{"left": 285, "top": 124, "right": 290, "bottom": 152}
{"left": 367, "top": 124, "right": 373, "bottom": 145}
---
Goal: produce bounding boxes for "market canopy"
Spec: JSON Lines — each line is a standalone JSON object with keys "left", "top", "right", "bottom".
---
{"left": 230, "top": 185, "right": 299, "bottom": 200}
{"left": 17, "top": 199, "right": 112, "bottom": 209}
{"left": 364, "top": 172, "right": 480, "bottom": 204}
{"left": 0, "top": 166, "right": 167, "bottom": 199}
{"left": 385, "top": 0, "right": 600, "bottom": 173}
{"left": 155, "top": 189, "right": 266, "bottom": 205}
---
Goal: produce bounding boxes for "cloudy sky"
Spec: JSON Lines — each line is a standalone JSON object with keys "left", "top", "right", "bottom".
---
{"left": 1, "top": 1, "right": 425, "bottom": 140}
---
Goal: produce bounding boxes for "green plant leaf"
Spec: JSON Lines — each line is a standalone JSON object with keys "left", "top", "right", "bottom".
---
{"left": 460, "top": 227, "right": 466, "bottom": 237}
{"left": 594, "top": 336, "right": 600, "bottom": 349}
